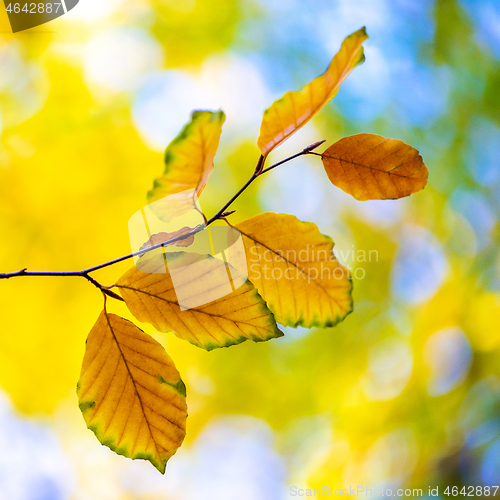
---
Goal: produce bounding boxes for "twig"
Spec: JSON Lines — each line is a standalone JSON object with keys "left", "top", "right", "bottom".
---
{"left": 0, "top": 141, "right": 325, "bottom": 297}
{"left": 0, "top": 268, "right": 124, "bottom": 300}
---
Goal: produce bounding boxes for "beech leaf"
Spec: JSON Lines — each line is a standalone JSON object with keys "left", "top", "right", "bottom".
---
{"left": 147, "top": 110, "right": 225, "bottom": 220}
{"left": 321, "top": 133, "right": 428, "bottom": 201}
{"left": 257, "top": 27, "right": 368, "bottom": 157}
{"left": 116, "top": 252, "right": 284, "bottom": 351}
{"left": 235, "top": 213, "right": 353, "bottom": 328}
{"left": 77, "top": 311, "right": 187, "bottom": 474}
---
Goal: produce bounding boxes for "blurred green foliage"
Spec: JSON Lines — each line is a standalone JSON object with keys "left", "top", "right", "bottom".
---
{"left": 0, "top": 0, "right": 499, "bottom": 496}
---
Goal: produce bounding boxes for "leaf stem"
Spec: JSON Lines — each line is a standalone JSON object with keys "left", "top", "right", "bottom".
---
{"left": 0, "top": 141, "right": 325, "bottom": 295}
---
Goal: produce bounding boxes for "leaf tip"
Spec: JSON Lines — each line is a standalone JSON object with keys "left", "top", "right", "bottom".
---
{"left": 156, "top": 460, "right": 167, "bottom": 475}
{"left": 190, "top": 109, "right": 226, "bottom": 126}
{"left": 276, "top": 327, "right": 285, "bottom": 339}
{"left": 348, "top": 26, "right": 369, "bottom": 42}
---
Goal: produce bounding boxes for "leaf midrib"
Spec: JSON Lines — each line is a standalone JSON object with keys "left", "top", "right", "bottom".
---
{"left": 116, "top": 284, "right": 273, "bottom": 331}
{"left": 103, "top": 311, "right": 161, "bottom": 463}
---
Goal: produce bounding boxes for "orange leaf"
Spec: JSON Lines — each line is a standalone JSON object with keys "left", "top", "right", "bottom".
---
{"left": 321, "top": 133, "right": 428, "bottom": 201}
{"left": 77, "top": 311, "right": 187, "bottom": 474}
{"left": 257, "top": 27, "right": 368, "bottom": 156}
{"left": 116, "top": 252, "right": 283, "bottom": 351}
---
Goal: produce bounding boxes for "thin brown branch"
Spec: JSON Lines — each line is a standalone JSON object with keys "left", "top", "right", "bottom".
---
{"left": 0, "top": 142, "right": 324, "bottom": 296}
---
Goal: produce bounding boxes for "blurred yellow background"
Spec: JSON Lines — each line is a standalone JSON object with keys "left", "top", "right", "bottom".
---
{"left": 1, "top": 0, "right": 500, "bottom": 498}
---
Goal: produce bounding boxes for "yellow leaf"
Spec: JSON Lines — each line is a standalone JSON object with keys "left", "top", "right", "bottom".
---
{"left": 116, "top": 252, "right": 283, "bottom": 351}
{"left": 235, "top": 213, "right": 353, "bottom": 328}
{"left": 257, "top": 27, "right": 368, "bottom": 157}
{"left": 321, "top": 133, "right": 428, "bottom": 201}
{"left": 147, "top": 110, "right": 225, "bottom": 220}
{"left": 77, "top": 311, "right": 187, "bottom": 474}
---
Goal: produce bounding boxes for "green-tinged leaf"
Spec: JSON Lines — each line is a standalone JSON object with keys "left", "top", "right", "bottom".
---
{"left": 257, "top": 27, "right": 368, "bottom": 156}
{"left": 235, "top": 213, "right": 353, "bottom": 328}
{"left": 116, "top": 252, "right": 283, "bottom": 351}
{"left": 77, "top": 311, "right": 187, "bottom": 474}
{"left": 321, "top": 133, "right": 428, "bottom": 201}
{"left": 147, "top": 110, "right": 225, "bottom": 220}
